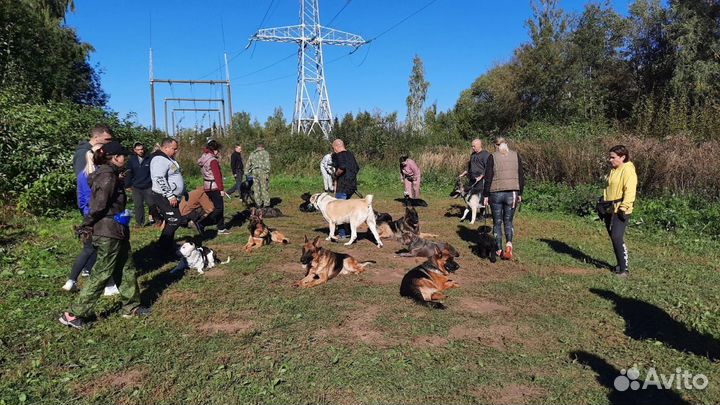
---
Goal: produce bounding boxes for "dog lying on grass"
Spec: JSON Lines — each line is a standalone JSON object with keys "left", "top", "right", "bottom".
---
{"left": 293, "top": 235, "right": 374, "bottom": 288}
{"left": 400, "top": 244, "right": 460, "bottom": 309}
{"left": 375, "top": 205, "right": 438, "bottom": 240}
{"left": 299, "top": 192, "right": 316, "bottom": 213}
{"left": 396, "top": 231, "right": 459, "bottom": 259}
{"left": 244, "top": 208, "right": 289, "bottom": 252}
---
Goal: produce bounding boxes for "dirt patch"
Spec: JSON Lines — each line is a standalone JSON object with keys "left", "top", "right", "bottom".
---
{"left": 315, "top": 305, "right": 388, "bottom": 346}
{"left": 203, "top": 268, "right": 228, "bottom": 278}
{"left": 478, "top": 383, "right": 547, "bottom": 404}
{"left": 411, "top": 335, "right": 449, "bottom": 348}
{"left": 448, "top": 324, "right": 524, "bottom": 351}
{"left": 197, "top": 319, "right": 255, "bottom": 335}
{"left": 453, "top": 298, "right": 510, "bottom": 315}
{"left": 161, "top": 289, "right": 199, "bottom": 304}
{"left": 78, "top": 367, "right": 146, "bottom": 398}
{"left": 551, "top": 266, "right": 598, "bottom": 276}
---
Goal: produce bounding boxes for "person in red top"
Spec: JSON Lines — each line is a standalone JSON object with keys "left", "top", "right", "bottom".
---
{"left": 197, "top": 140, "right": 230, "bottom": 235}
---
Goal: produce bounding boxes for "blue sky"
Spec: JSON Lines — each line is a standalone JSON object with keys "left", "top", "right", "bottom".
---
{"left": 66, "top": 0, "right": 633, "bottom": 131}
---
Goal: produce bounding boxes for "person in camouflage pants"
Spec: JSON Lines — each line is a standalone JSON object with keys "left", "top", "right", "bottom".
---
{"left": 247, "top": 142, "right": 271, "bottom": 207}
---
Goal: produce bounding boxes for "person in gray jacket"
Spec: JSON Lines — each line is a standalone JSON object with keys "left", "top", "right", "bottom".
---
{"left": 150, "top": 138, "right": 186, "bottom": 249}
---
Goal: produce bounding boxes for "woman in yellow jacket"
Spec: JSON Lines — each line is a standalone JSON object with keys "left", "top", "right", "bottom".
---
{"left": 602, "top": 145, "right": 637, "bottom": 277}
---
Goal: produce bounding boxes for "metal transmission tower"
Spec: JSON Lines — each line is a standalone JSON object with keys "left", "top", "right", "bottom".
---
{"left": 250, "top": 0, "right": 367, "bottom": 137}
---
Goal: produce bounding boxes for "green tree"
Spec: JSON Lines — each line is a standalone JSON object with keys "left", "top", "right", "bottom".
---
{"left": 406, "top": 54, "right": 430, "bottom": 133}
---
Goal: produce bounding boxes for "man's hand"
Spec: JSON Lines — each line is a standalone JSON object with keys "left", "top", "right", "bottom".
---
{"left": 517, "top": 195, "right": 522, "bottom": 203}
{"left": 483, "top": 197, "right": 489, "bottom": 207}
{"left": 74, "top": 225, "right": 93, "bottom": 244}
{"left": 617, "top": 209, "right": 626, "bottom": 221}
{"left": 169, "top": 196, "right": 178, "bottom": 207}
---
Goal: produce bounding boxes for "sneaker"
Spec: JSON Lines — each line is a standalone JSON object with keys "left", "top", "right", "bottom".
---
{"left": 122, "top": 306, "right": 152, "bottom": 318}
{"left": 615, "top": 271, "right": 629, "bottom": 278}
{"left": 61, "top": 279, "right": 78, "bottom": 292}
{"left": 217, "top": 228, "right": 231, "bottom": 235}
{"left": 59, "top": 312, "right": 85, "bottom": 329}
{"left": 503, "top": 245, "right": 513, "bottom": 261}
{"left": 80, "top": 269, "right": 90, "bottom": 278}
{"left": 103, "top": 283, "right": 120, "bottom": 296}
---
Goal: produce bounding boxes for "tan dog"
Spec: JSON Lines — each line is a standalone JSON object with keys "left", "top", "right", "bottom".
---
{"left": 244, "top": 208, "right": 289, "bottom": 252}
{"left": 309, "top": 192, "right": 383, "bottom": 247}
{"left": 293, "top": 235, "right": 374, "bottom": 288}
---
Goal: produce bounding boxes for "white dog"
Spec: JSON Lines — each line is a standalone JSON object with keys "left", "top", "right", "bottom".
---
{"left": 309, "top": 192, "right": 383, "bottom": 248}
{"left": 178, "top": 242, "right": 230, "bottom": 274}
{"left": 450, "top": 178, "right": 484, "bottom": 224}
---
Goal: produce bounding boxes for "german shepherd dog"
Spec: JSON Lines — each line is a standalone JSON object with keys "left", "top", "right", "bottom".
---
{"left": 299, "top": 192, "right": 316, "bottom": 213}
{"left": 240, "top": 178, "right": 256, "bottom": 207}
{"left": 397, "top": 231, "right": 459, "bottom": 259}
{"left": 293, "top": 235, "right": 374, "bottom": 288}
{"left": 476, "top": 225, "right": 497, "bottom": 263}
{"left": 449, "top": 178, "right": 484, "bottom": 224}
{"left": 244, "top": 208, "right": 289, "bottom": 252}
{"left": 376, "top": 206, "right": 438, "bottom": 240}
{"left": 400, "top": 244, "right": 460, "bottom": 309}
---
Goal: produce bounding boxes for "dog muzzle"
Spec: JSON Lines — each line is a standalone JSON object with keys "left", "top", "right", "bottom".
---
{"left": 445, "top": 260, "right": 460, "bottom": 273}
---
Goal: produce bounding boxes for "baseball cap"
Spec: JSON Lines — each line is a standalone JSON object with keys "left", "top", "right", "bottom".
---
{"left": 101, "top": 141, "right": 131, "bottom": 156}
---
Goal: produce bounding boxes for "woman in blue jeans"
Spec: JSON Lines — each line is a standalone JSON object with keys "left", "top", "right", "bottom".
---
{"left": 483, "top": 137, "right": 525, "bottom": 260}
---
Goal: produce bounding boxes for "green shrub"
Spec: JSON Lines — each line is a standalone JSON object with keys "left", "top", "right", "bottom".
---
{"left": 17, "top": 172, "right": 76, "bottom": 217}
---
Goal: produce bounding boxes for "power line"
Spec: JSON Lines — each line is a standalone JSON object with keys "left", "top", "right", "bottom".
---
{"left": 366, "top": 0, "right": 439, "bottom": 43}
{"left": 229, "top": 51, "right": 296, "bottom": 81}
{"left": 326, "top": 0, "right": 351, "bottom": 26}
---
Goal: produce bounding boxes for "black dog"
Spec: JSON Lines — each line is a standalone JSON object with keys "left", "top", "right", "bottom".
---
{"left": 476, "top": 225, "right": 497, "bottom": 263}
{"left": 240, "top": 179, "right": 256, "bottom": 207}
{"left": 299, "top": 192, "right": 317, "bottom": 213}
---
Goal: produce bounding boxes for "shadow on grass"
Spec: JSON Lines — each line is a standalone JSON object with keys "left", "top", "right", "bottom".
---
{"left": 444, "top": 204, "right": 466, "bottom": 218}
{"left": 591, "top": 289, "right": 720, "bottom": 361}
{"left": 456, "top": 225, "right": 496, "bottom": 262}
{"left": 570, "top": 351, "right": 690, "bottom": 405}
{"left": 226, "top": 209, "right": 251, "bottom": 230}
{"left": 539, "top": 238, "right": 612, "bottom": 269}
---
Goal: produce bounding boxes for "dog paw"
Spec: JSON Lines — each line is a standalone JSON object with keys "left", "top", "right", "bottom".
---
{"left": 376, "top": 243, "right": 383, "bottom": 248}
{"left": 343, "top": 241, "right": 353, "bottom": 246}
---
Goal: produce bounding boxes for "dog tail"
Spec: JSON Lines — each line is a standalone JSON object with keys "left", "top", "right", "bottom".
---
{"left": 221, "top": 256, "right": 231, "bottom": 264}
{"left": 365, "top": 194, "right": 374, "bottom": 205}
{"left": 419, "top": 300, "right": 447, "bottom": 310}
{"left": 359, "top": 260, "right": 376, "bottom": 268}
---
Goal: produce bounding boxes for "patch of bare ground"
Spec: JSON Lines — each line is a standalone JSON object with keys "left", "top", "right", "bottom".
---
{"left": 315, "top": 304, "right": 389, "bottom": 346}
{"left": 161, "top": 289, "right": 199, "bottom": 304}
{"left": 411, "top": 335, "right": 449, "bottom": 348}
{"left": 475, "top": 383, "right": 547, "bottom": 404}
{"left": 203, "top": 267, "right": 228, "bottom": 278}
{"left": 448, "top": 323, "right": 532, "bottom": 352}
{"left": 78, "top": 366, "right": 146, "bottom": 398}
{"left": 195, "top": 311, "right": 256, "bottom": 336}
{"left": 452, "top": 297, "right": 510, "bottom": 315}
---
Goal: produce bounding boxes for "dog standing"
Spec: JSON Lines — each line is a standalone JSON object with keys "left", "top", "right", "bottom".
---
{"left": 309, "top": 192, "right": 383, "bottom": 247}
{"left": 293, "top": 235, "right": 374, "bottom": 288}
{"left": 400, "top": 244, "right": 460, "bottom": 309}
{"left": 244, "top": 208, "right": 290, "bottom": 252}
{"left": 178, "top": 242, "right": 229, "bottom": 274}
{"left": 449, "top": 178, "right": 484, "bottom": 224}
{"left": 476, "top": 226, "right": 497, "bottom": 263}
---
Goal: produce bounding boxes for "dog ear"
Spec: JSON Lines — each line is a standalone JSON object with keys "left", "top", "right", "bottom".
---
{"left": 313, "top": 235, "right": 321, "bottom": 246}
{"left": 433, "top": 244, "right": 443, "bottom": 258}
{"left": 304, "top": 234, "right": 309, "bottom": 243}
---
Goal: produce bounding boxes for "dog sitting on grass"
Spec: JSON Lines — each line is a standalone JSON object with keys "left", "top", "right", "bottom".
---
{"left": 244, "top": 208, "right": 289, "bottom": 252}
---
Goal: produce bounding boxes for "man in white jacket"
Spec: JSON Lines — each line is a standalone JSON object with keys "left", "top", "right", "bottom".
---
{"left": 320, "top": 153, "right": 334, "bottom": 192}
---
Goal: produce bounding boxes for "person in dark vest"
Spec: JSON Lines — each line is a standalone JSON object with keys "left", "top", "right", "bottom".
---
{"left": 198, "top": 140, "right": 229, "bottom": 235}
{"left": 483, "top": 136, "right": 525, "bottom": 261}
{"left": 458, "top": 138, "right": 490, "bottom": 197}
{"left": 126, "top": 142, "right": 157, "bottom": 226}
{"left": 59, "top": 142, "right": 151, "bottom": 329}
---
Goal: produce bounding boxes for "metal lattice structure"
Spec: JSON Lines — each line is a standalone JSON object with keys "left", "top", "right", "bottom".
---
{"left": 250, "top": 0, "right": 367, "bottom": 137}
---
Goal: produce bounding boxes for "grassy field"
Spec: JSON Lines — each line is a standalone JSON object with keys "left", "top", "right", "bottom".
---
{"left": 1, "top": 173, "right": 719, "bottom": 404}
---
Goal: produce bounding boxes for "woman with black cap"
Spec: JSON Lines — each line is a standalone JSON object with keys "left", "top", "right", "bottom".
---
{"left": 60, "top": 141, "right": 151, "bottom": 329}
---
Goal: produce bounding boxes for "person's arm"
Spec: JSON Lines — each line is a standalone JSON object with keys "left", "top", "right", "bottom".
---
{"left": 77, "top": 174, "right": 91, "bottom": 216}
{"left": 210, "top": 159, "right": 224, "bottom": 192}
{"left": 81, "top": 172, "right": 114, "bottom": 227}
{"left": 517, "top": 153, "right": 525, "bottom": 198}
{"left": 619, "top": 165, "right": 637, "bottom": 214}
{"left": 151, "top": 157, "right": 177, "bottom": 204}
{"left": 483, "top": 155, "right": 495, "bottom": 204}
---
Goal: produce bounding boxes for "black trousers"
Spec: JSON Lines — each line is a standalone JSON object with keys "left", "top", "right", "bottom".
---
{"left": 152, "top": 192, "right": 186, "bottom": 249}
{"left": 226, "top": 172, "right": 244, "bottom": 196}
{"left": 203, "top": 190, "right": 226, "bottom": 230}
{"left": 131, "top": 187, "right": 155, "bottom": 226}
{"left": 604, "top": 213, "right": 629, "bottom": 272}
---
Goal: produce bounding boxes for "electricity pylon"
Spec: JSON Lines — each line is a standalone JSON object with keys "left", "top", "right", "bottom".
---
{"left": 249, "top": 0, "right": 367, "bottom": 137}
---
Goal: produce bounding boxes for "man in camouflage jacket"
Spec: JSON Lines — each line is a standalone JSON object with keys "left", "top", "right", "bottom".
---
{"left": 246, "top": 142, "right": 271, "bottom": 207}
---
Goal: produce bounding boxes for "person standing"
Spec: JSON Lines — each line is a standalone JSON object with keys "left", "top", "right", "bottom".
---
{"left": 150, "top": 138, "right": 186, "bottom": 249}
{"left": 246, "top": 141, "right": 271, "bottom": 208}
{"left": 331, "top": 139, "right": 360, "bottom": 239}
{"left": 59, "top": 141, "right": 151, "bottom": 329}
{"left": 399, "top": 155, "right": 421, "bottom": 198}
{"left": 226, "top": 144, "right": 245, "bottom": 197}
{"left": 601, "top": 145, "right": 637, "bottom": 277}
{"left": 72, "top": 124, "right": 113, "bottom": 176}
{"left": 458, "top": 138, "right": 490, "bottom": 198}
{"left": 198, "top": 140, "right": 230, "bottom": 235}
{"left": 126, "top": 142, "right": 155, "bottom": 227}
{"left": 483, "top": 137, "right": 524, "bottom": 261}
{"left": 320, "top": 153, "right": 334, "bottom": 193}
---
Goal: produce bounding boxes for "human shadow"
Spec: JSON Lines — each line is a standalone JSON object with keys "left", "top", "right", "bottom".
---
{"left": 312, "top": 227, "right": 377, "bottom": 245}
{"left": 269, "top": 197, "right": 283, "bottom": 208}
{"left": 393, "top": 197, "right": 428, "bottom": 207}
{"left": 570, "top": 351, "right": 690, "bottom": 405}
{"left": 540, "top": 238, "right": 612, "bottom": 270}
{"left": 226, "top": 209, "right": 251, "bottom": 230}
{"left": 457, "top": 225, "right": 497, "bottom": 262}
{"left": 140, "top": 266, "right": 185, "bottom": 306}
{"left": 444, "top": 204, "right": 466, "bottom": 218}
{"left": 591, "top": 289, "right": 720, "bottom": 361}
{"left": 132, "top": 239, "right": 176, "bottom": 275}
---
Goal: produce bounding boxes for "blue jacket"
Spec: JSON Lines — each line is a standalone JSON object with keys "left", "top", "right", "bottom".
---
{"left": 77, "top": 171, "right": 91, "bottom": 216}
{"left": 126, "top": 155, "right": 152, "bottom": 189}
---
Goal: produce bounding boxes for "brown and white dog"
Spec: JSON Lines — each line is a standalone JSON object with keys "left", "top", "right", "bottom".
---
{"left": 400, "top": 244, "right": 460, "bottom": 309}
{"left": 309, "top": 192, "right": 383, "bottom": 247}
{"left": 244, "top": 208, "right": 289, "bottom": 252}
{"left": 293, "top": 235, "right": 374, "bottom": 288}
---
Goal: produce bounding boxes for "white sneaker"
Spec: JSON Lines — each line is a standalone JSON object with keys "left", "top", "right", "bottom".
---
{"left": 103, "top": 283, "right": 120, "bottom": 296}
{"left": 62, "top": 279, "right": 78, "bottom": 292}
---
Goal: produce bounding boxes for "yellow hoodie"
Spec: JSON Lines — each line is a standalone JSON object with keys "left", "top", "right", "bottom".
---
{"left": 603, "top": 161, "right": 637, "bottom": 214}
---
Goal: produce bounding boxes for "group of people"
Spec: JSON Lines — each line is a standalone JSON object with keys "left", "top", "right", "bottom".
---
{"left": 58, "top": 124, "right": 637, "bottom": 330}
{"left": 59, "top": 124, "right": 276, "bottom": 329}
